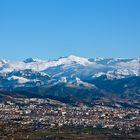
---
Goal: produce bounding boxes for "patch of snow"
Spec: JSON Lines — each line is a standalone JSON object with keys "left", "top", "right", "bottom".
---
{"left": 8, "top": 76, "right": 30, "bottom": 84}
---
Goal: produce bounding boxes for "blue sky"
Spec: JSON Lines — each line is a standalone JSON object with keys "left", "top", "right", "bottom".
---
{"left": 0, "top": 0, "right": 140, "bottom": 60}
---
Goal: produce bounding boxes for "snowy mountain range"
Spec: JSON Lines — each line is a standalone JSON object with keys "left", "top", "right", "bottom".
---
{"left": 0, "top": 55, "right": 140, "bottom": 107}
{"left": 0, "top": 55, "right": 139, "bottom": 88}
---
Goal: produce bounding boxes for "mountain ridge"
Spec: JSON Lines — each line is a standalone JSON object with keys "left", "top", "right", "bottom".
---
{"left": 0, "top": 55, "right": 139, "bottom": 87}
{"left": 0, "top": 55, "right": 139, "bottom": 107}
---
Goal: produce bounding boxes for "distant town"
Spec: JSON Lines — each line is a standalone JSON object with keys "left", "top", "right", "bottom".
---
{"left": 0, "top": 97, "right": 139, "bottom": 140}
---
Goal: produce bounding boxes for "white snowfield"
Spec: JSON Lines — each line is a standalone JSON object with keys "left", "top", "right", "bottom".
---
{"left": 0, "top": 55, "right": 139, "bottom": 86}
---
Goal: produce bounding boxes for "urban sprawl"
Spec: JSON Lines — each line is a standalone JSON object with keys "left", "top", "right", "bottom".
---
{"left": 0, "top": 98, "right": 140, "bottom": 139}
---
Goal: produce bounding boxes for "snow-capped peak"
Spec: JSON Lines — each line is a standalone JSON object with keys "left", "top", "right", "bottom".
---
{"left": 56, "top": 55, "right": 91, "bottom": 65}
{"left": 0, "top": 59, "right": 8, "bottom": 67}
{"left": 0, "top": 59, "right": 8, "bottom": 64}
{"left": 24, "top": 58, "right": 43, "bottom": 63}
